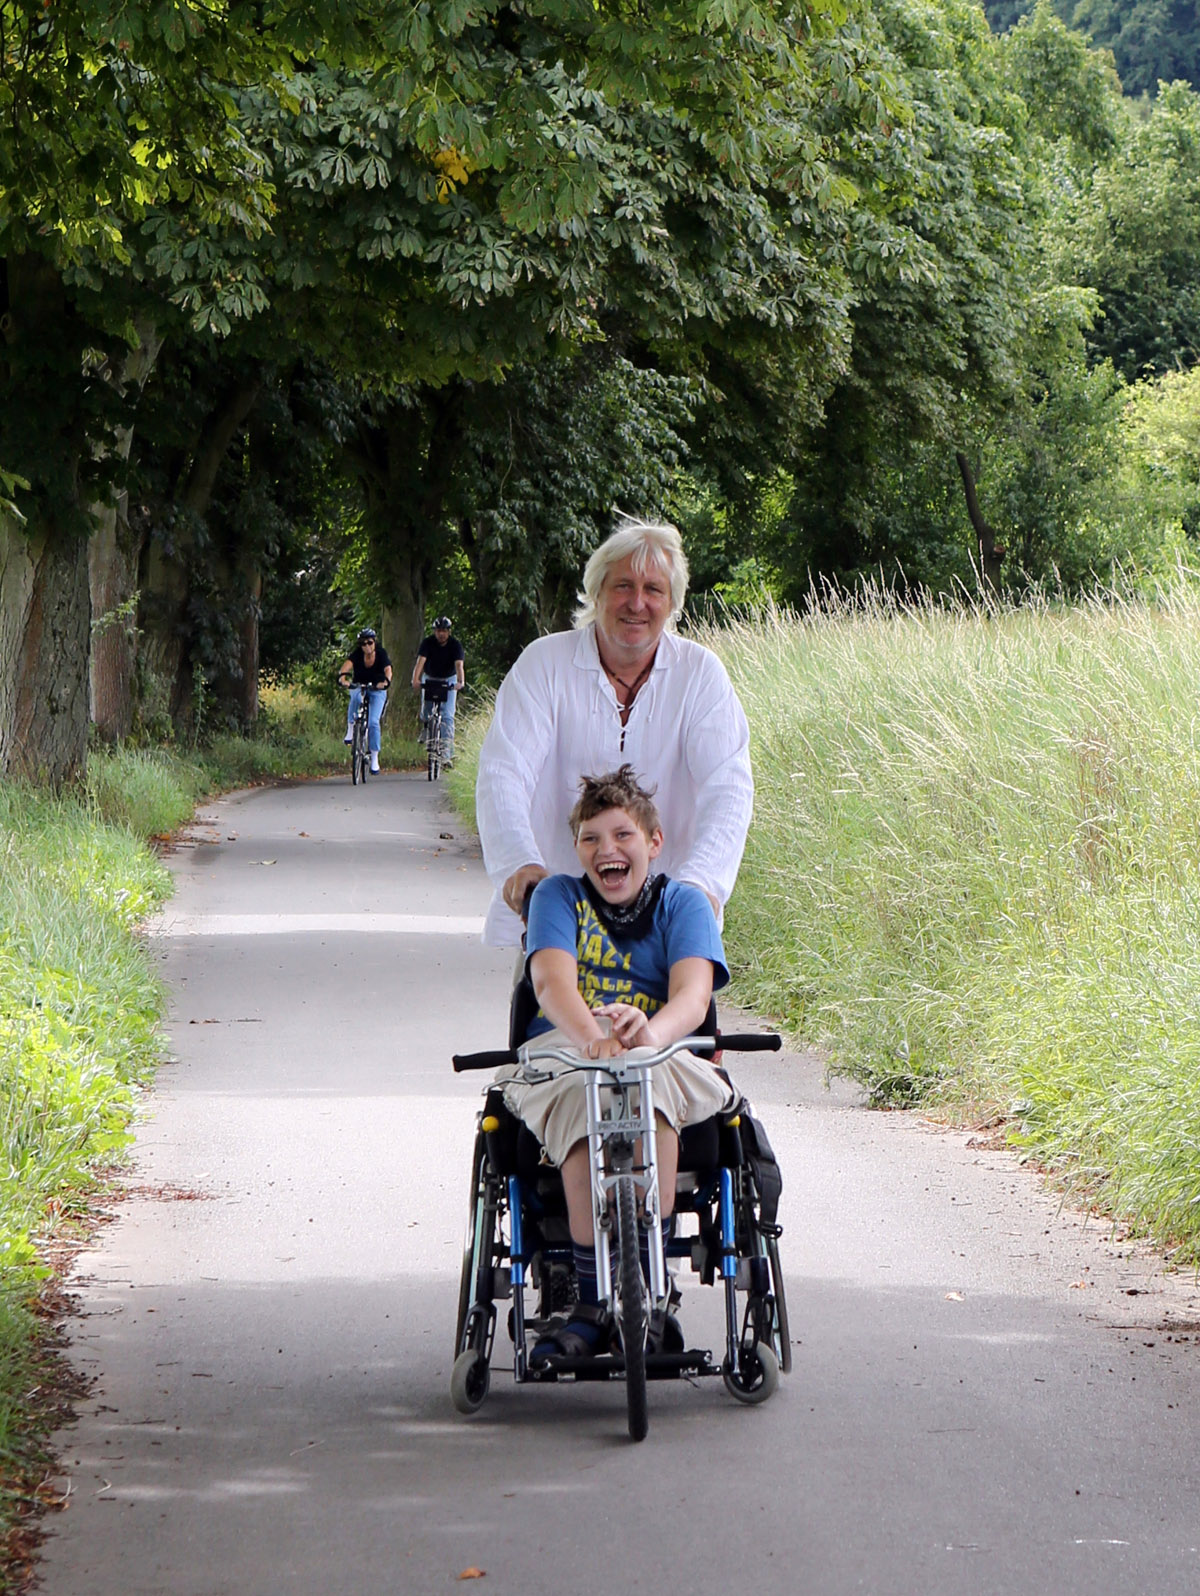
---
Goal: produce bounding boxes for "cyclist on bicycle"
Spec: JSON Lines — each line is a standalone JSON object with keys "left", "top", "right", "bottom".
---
{"left": 338, "top": 628, "right": 392, "bottom": 773}
{"left": 411, "top": 616, "right": 465, "bottom": 762}
{"left": 496, "top": 764, "right": 737, "bottom": 1366}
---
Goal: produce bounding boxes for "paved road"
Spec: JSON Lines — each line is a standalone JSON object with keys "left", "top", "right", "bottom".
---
{"left": 37, "top": 773, "right": 1200, "bottom": 1596}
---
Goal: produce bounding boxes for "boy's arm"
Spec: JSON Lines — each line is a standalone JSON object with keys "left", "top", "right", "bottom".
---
{"left": 601, "top": 957, "right": 714, "bottom": 1051}
{"left": 529, "top": 948, "right": 622, "bottom": 1058}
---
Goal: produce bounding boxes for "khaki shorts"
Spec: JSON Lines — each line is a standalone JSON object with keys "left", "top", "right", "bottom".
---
{"left": 497, "top": 1027, "right": 738, "bottom": 1168}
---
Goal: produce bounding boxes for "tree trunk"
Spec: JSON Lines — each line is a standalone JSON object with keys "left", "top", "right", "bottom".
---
{"left": 0, "top": 508, "right": 91, "bottom": 784}
{"left": 355, "top": 387, "right": 464, "bottom": 680}
{"left": 1, "top": 253, "right": 92, "bottom": 782}
{"left": 956, "top": 451, "right": 1007, "bottom": 592}
{"left": 138, "top": 374, "right": 262, "bottom": 734}
{"left": 89, "top": 327, "right": 163, "bottom": 742}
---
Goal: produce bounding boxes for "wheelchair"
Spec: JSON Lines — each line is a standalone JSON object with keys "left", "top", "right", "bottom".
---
{"left": 449, "top": 980, "right": 790, "bottom": 1440}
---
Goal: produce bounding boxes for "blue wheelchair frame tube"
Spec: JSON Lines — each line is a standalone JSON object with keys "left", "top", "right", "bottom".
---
{"left": 718, "top": 1168, "right": 738, "bottom": 1279}
{"left": 720, "top": 1167, "right": 742, "bottom": 1359}
{"left": 508, "top": 1175, "right": 529, "bottom": 1380}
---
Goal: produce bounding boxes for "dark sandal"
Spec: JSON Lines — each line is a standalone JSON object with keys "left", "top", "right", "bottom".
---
{"left": 530, "top": 1305, "right": 608, "bottom": 1366}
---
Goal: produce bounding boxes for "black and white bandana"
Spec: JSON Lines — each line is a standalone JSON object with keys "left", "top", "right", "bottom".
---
{"left": 582, "top": 870, "right": 666, "bottom": 940}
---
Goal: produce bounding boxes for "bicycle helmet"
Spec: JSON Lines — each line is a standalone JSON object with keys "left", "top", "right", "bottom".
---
{"left": 434, "top": 616, "right": 452, "bottom": 630}
{"left": 357, "top": 627, "right": 377, "bottom": 642}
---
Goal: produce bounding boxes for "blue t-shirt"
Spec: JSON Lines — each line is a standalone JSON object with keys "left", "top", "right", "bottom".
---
{"left": 524, "top": 874, "right": 729, "bottom": 1039}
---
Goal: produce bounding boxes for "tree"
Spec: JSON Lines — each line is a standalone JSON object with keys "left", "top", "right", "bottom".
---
{"left": 1049, "top": 79, "right": 1200, "bottom": 379}
{"left": 3, "top": 0, "right": 868, "bottom": 774}
{"left": 983, "top": 0, "right": 1200, "bottom": 96}
{"left": 0, "top": 0, "right": 394, "bottom": 779}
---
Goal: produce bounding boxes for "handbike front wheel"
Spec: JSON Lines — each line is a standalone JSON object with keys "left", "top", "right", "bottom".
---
{"left": 614, "top": 1172, "right": 649, "bottom": 1442}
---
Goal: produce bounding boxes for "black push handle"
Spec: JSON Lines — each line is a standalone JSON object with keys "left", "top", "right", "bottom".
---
{"left": 715, "top": 1033, "right": 783, "bottom": 1052}
{"left": 453, "top": 1048, "right": 519, "bottom": 1072}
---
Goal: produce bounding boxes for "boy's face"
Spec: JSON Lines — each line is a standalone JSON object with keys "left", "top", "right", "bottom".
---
{"left": 574, "top": 805, "right": 662, "bottom": 905}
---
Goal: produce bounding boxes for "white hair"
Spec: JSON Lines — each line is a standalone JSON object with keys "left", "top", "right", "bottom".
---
{"left": 573, "top": 519, "right": 689, "bottom": 630}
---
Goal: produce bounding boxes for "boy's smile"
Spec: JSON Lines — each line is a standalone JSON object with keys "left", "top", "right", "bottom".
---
{"left": 575, "top": 805, "right": 663, "bottom": 906}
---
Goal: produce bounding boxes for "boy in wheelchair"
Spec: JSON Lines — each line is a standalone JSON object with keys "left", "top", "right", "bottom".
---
{"left": 496, "top": 764, "right": 740, "bottom": 1365}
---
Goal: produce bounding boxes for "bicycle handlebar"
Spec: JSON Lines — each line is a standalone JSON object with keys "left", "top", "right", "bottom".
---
{"left": 451, "top": 1030, "right": 781, "bottom": 1073}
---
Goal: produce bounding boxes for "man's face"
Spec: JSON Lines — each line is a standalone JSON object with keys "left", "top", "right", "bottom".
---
{"left": 574, "top": 805, "right": 662, "bottom": 906}
{"left": 434, "top": 626, "right": 450, "bottom": 645}
{"left": 595, "top": 553, "right": 672, "bottom": 661}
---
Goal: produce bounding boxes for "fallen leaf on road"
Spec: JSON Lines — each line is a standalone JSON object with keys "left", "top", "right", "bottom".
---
{"left": 1069, "top": 1280, "right": 1091, "bottom": 1289}
{"left": 253, "top": 859, "right": 277, "bottom": 866}
{"left": 440, "top": 832, "right": 454, "bottom": 839}
{"left": 944, "top": 1292, "right": 964, "bottom": 1302}
{"left": 457, "top": 1570, "right": 486, "bottom": 1581}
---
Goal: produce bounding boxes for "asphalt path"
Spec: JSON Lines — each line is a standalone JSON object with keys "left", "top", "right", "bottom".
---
{"left": 36, "top": 771, "right": 1200, "bottom": 1596}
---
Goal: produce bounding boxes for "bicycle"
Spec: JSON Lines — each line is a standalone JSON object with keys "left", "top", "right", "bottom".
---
{"left": 419, "top": 674, "right": 456, "bottom": 782}
{"left": 341, "top": 678, "right": 389, "bottom": 785}
{"left": 451, "top": 1027, "right": 787, "bottom": 1442}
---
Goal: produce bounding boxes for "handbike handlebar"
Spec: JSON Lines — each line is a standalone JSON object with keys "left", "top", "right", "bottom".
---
{"left": 451, "top": 1031, "right": 782, "bottom": 1074}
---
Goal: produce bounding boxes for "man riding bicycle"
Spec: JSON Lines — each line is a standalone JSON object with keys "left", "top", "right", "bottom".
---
{"left": 412, "top": 616, "right": 465, "bottom": 763}
{"left": 338, "top": 628, "right": 392, "bottom": 773}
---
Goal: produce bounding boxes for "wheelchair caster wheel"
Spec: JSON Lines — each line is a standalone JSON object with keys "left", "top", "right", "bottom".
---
{"left": 722, "top": 1341, "right": 779, "bottom": 1405}
{"left": 451, "top": 1349, "right": 490, "bottom": 1414}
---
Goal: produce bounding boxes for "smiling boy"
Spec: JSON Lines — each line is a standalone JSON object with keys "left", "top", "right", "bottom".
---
{"left": 499, "top": 764, "right": 738, "bottom": 1363}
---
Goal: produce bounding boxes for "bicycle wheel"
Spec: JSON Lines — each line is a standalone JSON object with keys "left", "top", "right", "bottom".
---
{"left": 427, "top": 707, "right": 442, "bottom": 781}
{"left": 614, "top": 1173, "right": 649, "bottom": 1442}
{"left": 351, "top": 717, "right": 366, "bottom": 784}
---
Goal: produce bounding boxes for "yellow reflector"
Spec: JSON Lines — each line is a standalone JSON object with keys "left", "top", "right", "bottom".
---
{"left": 482, "top": 1116, "right": 501, "bottom": 1133}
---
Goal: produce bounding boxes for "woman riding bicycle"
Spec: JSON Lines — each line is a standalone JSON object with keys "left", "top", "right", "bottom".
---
{"left": 338, "top": 628, "right": 392, "bottom": 774}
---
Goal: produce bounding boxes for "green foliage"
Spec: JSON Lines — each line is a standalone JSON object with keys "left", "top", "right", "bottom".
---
{"left": 1118, "top": 365, "right": 1200, "bottom": 535}
{"left": 1050, "top": 80, "right": 1200, "bottom": 379}
{"left": 0, "top": 780, "right": 171, "bottom": 1300}
{"left": 984, "top": 0, "right": 1200, "bottom": 98}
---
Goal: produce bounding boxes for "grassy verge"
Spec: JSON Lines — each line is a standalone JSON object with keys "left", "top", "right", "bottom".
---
{"left": 0, "top": 779, "right": 173, "bottom": 1584}
{"left": 0, "top": 677, "right": 376, "bottom": 1586}
{"left": 450, "top": 587, "right": 1200, "bottom": 1262}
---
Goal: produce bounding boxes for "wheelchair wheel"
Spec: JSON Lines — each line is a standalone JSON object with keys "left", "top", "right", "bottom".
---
{"left": 453, "top": 1129, "right": 485, "bottom": 1353}
{"left": 722, "top": 1340, "right": 779, "bottom": 1405}
{"left": 764, "top": 1231, "right": 792, "bottom": 1374}
{"left": 614, "top": 1173, "right": 649, "bottom": 1442}
{"left": 451, "top": 1349, "right": 490, "bottom": 1414}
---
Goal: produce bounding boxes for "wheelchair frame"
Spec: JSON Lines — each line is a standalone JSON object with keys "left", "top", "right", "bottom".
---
{"left": 450, "top": 1027, "right": 790, "bottom": 1441}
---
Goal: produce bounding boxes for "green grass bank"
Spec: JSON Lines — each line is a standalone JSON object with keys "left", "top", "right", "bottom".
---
{"left": 0, "top": 684, "right": 368, "bottom": 1579}
{"left": 451, "top": 585, "right": 1200, "bottom": 1264}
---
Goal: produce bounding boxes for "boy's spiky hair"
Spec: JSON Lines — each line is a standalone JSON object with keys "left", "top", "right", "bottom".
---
{"left": 569, "top": 764, "right": 661, "bottom": 839}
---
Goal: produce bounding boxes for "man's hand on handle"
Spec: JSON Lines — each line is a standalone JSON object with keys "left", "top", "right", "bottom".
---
{"left": 503, "top": 863, "right": 549, "bottom": 916}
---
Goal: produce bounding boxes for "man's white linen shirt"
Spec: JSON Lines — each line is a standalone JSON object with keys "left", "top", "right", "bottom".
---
{"left": 476, "top": 624, "right": 753, "bottom": 946}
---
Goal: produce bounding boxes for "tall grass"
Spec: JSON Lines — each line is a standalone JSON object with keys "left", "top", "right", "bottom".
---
{"left": 450, "top": 586, "right": 1200, "bottom": 1258}
{"left": 0, "top": 780, "right": 172, "bottom": 1516}
{"left": 705, "top": 584, "right": 1200, "bottom": 1256}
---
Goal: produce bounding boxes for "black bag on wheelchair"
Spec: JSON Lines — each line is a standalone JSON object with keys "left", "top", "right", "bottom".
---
{"left": 738, "top": 1110, "right": 782, "bottom": 1226}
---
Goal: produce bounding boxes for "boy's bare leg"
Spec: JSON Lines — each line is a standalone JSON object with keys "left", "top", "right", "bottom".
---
{"left": 560, "top": 1119, "right": 679, "bottom": 1246}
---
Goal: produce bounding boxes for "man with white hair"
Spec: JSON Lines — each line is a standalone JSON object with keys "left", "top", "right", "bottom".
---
{"left": 476, "top": 517, "right": 754, "bottom": 947}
